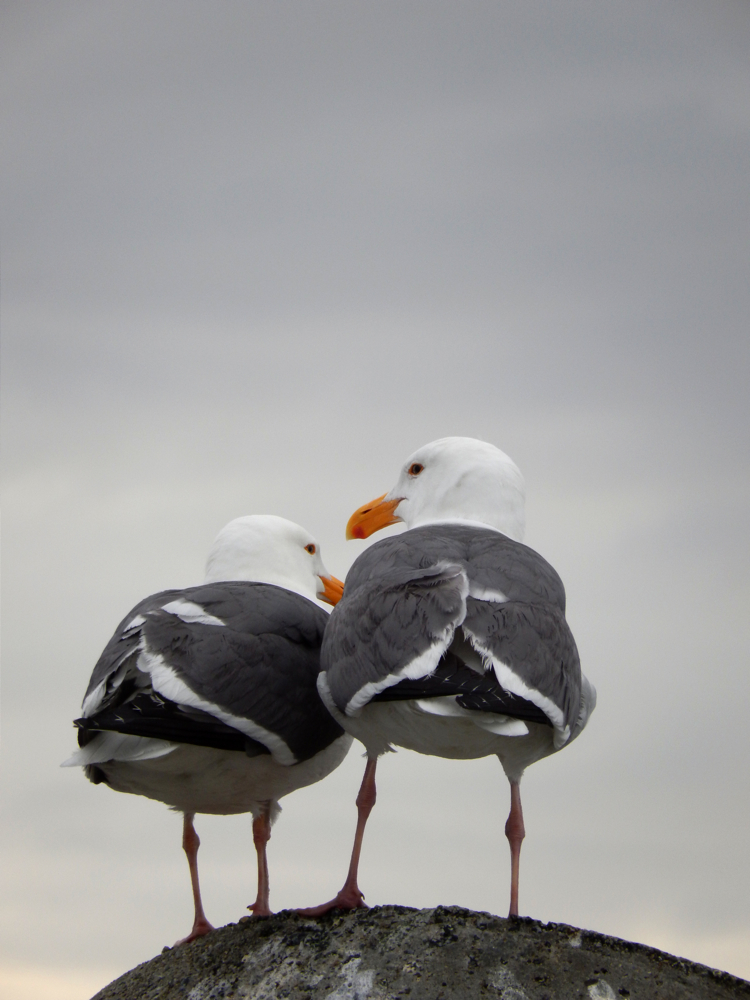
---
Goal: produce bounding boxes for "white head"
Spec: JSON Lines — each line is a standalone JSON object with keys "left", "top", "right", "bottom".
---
{"left": 347, "top": 437, "right": 526, "bottom": 542}
{"left": 204, "top": 515, "right": 343, "bottom": 605}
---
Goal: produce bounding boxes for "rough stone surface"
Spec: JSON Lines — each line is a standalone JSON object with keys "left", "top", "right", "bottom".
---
{"left": 92, "top": 905, "right": 750, "bottom": 1000}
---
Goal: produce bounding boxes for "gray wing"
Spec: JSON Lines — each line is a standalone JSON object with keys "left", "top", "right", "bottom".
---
{"left": 78, "top": 582, "right": 344, "bottom": 764}
{"left": 80, "top": 587, "right": 183, "bottom": 716}
{"left": 326, "top": 524, "right": 584, "bottom": 745}
{"left": 462, "top": 596, "right": 581, "bottom": 743}
{"left": 322, "top": 562, "right": 469, "bottom": 714}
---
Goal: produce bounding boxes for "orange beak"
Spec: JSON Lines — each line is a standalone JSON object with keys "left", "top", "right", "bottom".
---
{"left": 318, "top": 574, "right": 345, "bottom": 606}
{"left": 346, "top": 494, "right": 403, "bottom": 540}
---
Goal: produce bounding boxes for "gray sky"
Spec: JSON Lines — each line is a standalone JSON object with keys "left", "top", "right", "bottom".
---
{"left": 2, "top": 2, "right": 749, "bottom": 997}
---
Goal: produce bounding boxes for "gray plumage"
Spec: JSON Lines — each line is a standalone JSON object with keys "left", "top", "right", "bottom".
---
{"left": 323, "top": 523, "right": 581, "bottom": 739}
{"left": 78, "top": 581, "right": 344, "bottom": 765}
{"left": 303, "top": 439, "right": 596, "bottom": 919}
{"left": 64, "top": 513, "right": 354, "bottom": 937}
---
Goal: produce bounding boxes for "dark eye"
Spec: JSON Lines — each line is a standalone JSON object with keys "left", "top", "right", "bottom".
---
{"left": 305, "top": 543, "right": 316, "bottom": 554}
{"left": 408, "top": 463, "right": 424, "bottom": 476}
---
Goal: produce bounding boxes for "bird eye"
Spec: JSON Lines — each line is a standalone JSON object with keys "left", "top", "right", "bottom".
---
{"left": 305, "top": 543, "right": 316, "bottom": 554}
{"left": 408, "top": 463, "right": 424, "bottom": 476}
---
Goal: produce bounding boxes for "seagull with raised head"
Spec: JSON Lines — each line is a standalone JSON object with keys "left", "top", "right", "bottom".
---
{"left": 303, "top": 437, "right": 595, "bottom": 917}
{"left": 63, "top": 514, "right": 352, "bottom": 943}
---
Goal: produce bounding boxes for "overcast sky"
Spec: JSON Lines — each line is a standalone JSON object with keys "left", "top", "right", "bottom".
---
{"left": 2, "top": 2, "right": 749, "bottom": 997}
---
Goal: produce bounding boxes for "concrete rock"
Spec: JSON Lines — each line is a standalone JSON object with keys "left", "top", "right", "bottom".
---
{"left": 92, "top": 905, "right": 750, "bottom": 1000}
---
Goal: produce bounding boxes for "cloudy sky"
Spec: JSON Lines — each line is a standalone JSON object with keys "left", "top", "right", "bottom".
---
{"left": 2, "top": 2, "right": 749, "bottom": 997}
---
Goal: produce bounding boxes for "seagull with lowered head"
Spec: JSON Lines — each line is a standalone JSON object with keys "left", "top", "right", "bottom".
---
{"left": 63, "top": 514, "right": 352, "bottom": 944}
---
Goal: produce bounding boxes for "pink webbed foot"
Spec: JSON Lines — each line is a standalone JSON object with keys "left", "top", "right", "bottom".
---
{"left": 296, "top": 883, "right": 367, "bottom": 917}
{"left": 173, "top": 915, "right": 215, "bottom": 946}
{"left": 246, "top": 899, "right": 273, "bottom": 918}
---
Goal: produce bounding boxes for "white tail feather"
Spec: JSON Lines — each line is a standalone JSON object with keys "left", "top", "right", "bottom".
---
{"left": 414, "top": 697, "right": 529, "bottom": 736}
{"left": 61, "top": 732, "right": 176, "bottom": 767}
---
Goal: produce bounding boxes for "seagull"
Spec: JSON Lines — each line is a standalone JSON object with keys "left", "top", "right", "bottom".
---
{"left": 62, "top": 514, "right": 352, "bottom": 944}
{"left": 303, "top": 437, "right": 596, "bottom": 917}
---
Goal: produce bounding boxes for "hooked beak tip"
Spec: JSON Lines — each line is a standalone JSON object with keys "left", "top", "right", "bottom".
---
{"left": 345, "top": 494, "right": 403, "bottom": 540}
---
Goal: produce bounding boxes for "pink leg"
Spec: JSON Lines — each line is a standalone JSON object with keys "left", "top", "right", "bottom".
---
{"left": 247, "top": 803, "right": 273, "bottom": 917}
{"left": 174, "top": 812, "right": 215, "bottom": 946}
{"left": 297, "top": 757, "right": 377, "bottom": 916}
{"left": 505, "top": 779, "right": 525, "bottom": 917}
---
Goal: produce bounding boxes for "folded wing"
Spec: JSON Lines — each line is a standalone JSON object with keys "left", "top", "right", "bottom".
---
{"left": 76, "top": 581, "right": 343, "bottom": 766}
{"left": 323, "top": 525, "right": 584, "bottom": 748}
